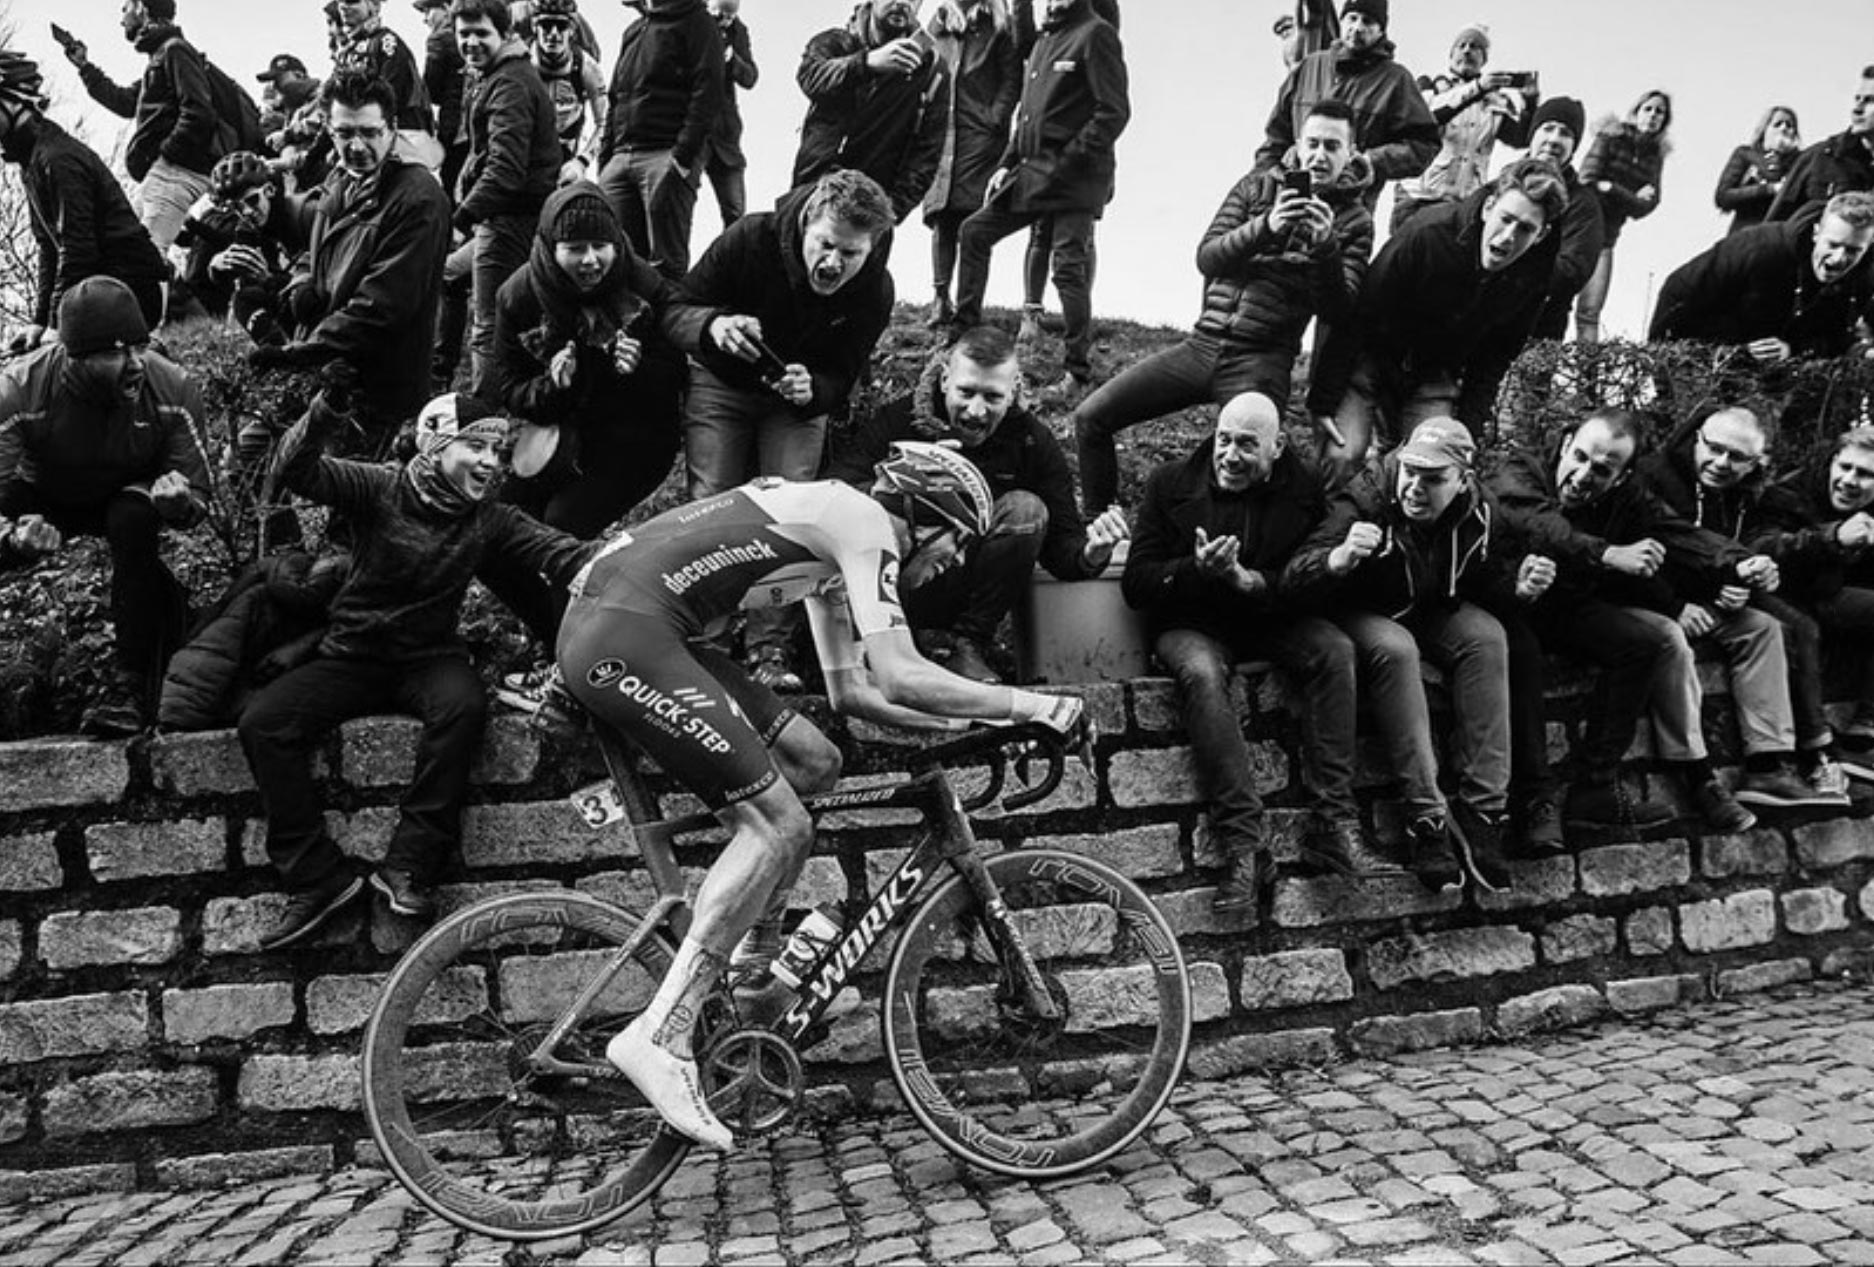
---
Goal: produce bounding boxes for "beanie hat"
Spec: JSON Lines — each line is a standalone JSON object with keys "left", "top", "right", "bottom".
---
{"left": 57, "top": 277, "right": 150, "bottom": 356}
{"left": 1341, "top": 0, "right": 1387, "bottom": 27}
{"left": 144, "top": 0, "right": 177, "bottom": 22}
{"left": 414, "top": 392, "right": 510, "bottom": 457}
{"left": 547, "top": 185, "right": 619, "bottom": 245}
{"left": 1531, "top": 96, "right": 1586, "bottom": 143}
{"left": 1453, "top": 23, "right": 1490, "bottom": 52}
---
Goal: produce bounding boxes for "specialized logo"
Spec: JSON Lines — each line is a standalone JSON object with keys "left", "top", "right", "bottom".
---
{"left": 662, "top": 538, "right": 778, "bottom": 596}
{"left": 587, "top": 659, "right": 628, "bottom": 689}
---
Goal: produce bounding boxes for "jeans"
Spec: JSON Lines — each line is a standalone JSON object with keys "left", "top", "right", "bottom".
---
{"left": 1478, "top": 600, "right": 1559, "bottom": 804}
{"left": 238, "top": 654, "right": 487, "bottom": 891}
{"left": 1155, "top": 617, "right": 1358, "bottom": 852}
{"left": 1541, "top": 600, "right": 1705, "bottom": 772}
{"left": 955, "top": 206, "right": 1098, "bottom": 378}
{"left": 433, "top": 239, "right": 474, "bottom": 388}
{"left": 1816, "top": 585, "right": 1874, "bottom": 719}
{"left": 1339, "top": 603, "right": 1511, "bottom": 821}
{"left": 1755, "top": 592, "right": 1831, "bottom": 750}
{"left": 1326, "top": 355, "right": 1458, "bottom": 485}
{"left": 684, "top": 364, "right": 827, "bottom": 655}
{"left": 704, "top": 157, "right": 746, "bottom": 230}
{"left": 1702, "top": 605, "right": 1795, "bottom": 756}
{"left": 137, "top": 157, "right": 211, "bottom": 253}
{"left": 469, "top": 213, "right": 534, "bottom": 397}
{"left": 1073, "top": 334, "right": 1293, "bottom": 514}
{"left": 1573, "top": 246, "right": 1615, "bottom": 343}
{"left": 902, "top": 490, "right": 1046, "bottom": 644}
{"left": 929, "top": 211, "right": 966, "bottom": 301}
{"left": 598, "top": 148, "right": 702, "bottom": 279}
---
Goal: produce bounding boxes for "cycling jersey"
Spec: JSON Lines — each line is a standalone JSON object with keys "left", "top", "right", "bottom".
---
{"left": 558, "top": 478, "right": 908, "bottom": 806}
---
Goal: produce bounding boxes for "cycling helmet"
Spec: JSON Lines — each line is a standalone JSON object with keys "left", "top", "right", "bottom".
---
{"left": 0, "top": 50, "right": 47, "bottom": 113}
{"left": 210, "top": 150, "right": 275, "bottom": 200}
{"left": 872, "top": 441, "right": 994, "bottom": 545}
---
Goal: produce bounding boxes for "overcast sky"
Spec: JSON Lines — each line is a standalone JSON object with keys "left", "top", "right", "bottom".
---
{"left": 19, "top": 0, "right": 1873, "bottom": 338}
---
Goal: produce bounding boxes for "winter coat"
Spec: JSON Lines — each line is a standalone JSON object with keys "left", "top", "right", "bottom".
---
{"left": 599, "top": 0, "right": 725, "bottom": 171}
{"left": 1767, "top": 130, "right": 1874, "bottom": 223}
{"left": 1578, "top": 116, "right": 1667, "bottom": 246}
{"left": 424, "top": 22, "right": 468, "bottom": 149}
{"left": 1751, "top": 458, "right": 1874, "bottom": 602}
{"left": 793, "top": 12, "right": 951, "bottom": 223}
{"left": 1191, "top": 158, "right": 1374, "bottom": 357}
{"left": 271, "top": 398, "right": 595, "bottom": 664}
{"left": 158, "top": 551, "right": 349, "bottom": 731}
{"left": 1531, "top": 162, "right": 1607, "bottom": 340}
{"left": 1123, "top": 438, "right": 1327, "bottom": 641}
{"left": 670, "top": 182, "right": 893, "bottom": 417}
{"left": 1396, "top": 71, "right": 1536, "bottom": 206}
{"left": 996, "top": 0, "right": 1129, "bottom": 214}
{"left": 1715, "top": 143, "right": 1797, "bottom": 235}
{"left": 1648, "top": 203, "right": 1874, "bottom": 360}
{"left": 1011, "top": 0, "right": 1119, "bottom": 55}
{"left": 825, "top": 356, "right": 1098, "bottom": 582}
{"left": 295, "top": 157, "right": 452, "bottom": 422}
{"left": 78, "top": 22, "right": 219, "bottom": 180}
{"left": 334, "top": 22, "right": 434, "bottom": 134}
{"left": 3, "top": 117, "right": 166, "bottom": 330}
{"left": 0, "top": 345, "right": 211, "bottom": 520}
{"left": 1488, "top": 433, "right": 1746, "bottom": 618}
{"left": 1306, "top": 183, "right": 1561, "bottom": 425}
{"left": 455, "top": 42, "right": 562, "bottom": 229}
{"left": 1254, "top": 36, "right": 1438, "bottom": 199}
{"left": 1282, "top": 455, "right": 1515, "bottom": 622}
{"left": 921, "top": 2, "right": 1021, "bottom": 221}
{"left": 706, "top": 15, "right": 759, "bottom": 170}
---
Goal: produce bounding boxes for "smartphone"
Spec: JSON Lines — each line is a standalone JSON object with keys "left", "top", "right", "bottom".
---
{"left": 1504, "top": 71, "right": 1537, "bottom": 89}
{"left": 50, "top": 21, "right": 77, "bottom": 51}
{"left": 1282, "top": 169, "right": 1313, "bottom": 200}
{"left": 745, "top": 334, "right": 789, "bottom": 384}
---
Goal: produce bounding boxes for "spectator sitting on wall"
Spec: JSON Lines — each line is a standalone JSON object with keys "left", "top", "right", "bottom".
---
{"left": 826, "top": 326, "right": 1127, "bottom": 684}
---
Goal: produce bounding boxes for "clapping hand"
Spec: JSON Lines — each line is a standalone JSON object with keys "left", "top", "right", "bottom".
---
{"left": 5, "top": 514, "right": 61, "bottom": 561}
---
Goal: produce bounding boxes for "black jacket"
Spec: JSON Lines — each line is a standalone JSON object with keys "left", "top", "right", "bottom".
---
{"left": 1649, "top": 204, "right": 1874, "bottom": 360}
{"left": 78, "top": 22, "right": 219, "bottom": 179}
{"left": 1530, "top": 162, "right": 1606, "bottom": 340}
{"left": 1768, "top": 129, "right": 1874, "bottom": 223}
{"left": 997, "top": 0, "right": 1129, "bottom": 214}
{"left": 826, "top": 360, "right": 1097, "bottom": 582}
{"left": 671, "top": 183, "right": 893, "bottom": 417}
{"left": 1751, "top": 458, "right": 1874, "bottom": 602}
{"left": 599, "top": 0, "right": 725, "bottom": 171}
{"left": 1253, "top": 36, "right": 1438, "bottom": 199}
{"left": 1715, "top": 142, "right": 1796, "bottom": 235}
{"left": 706, "top": 14, "right": 758, "bottom": 169}
{"left": 793, "top": 15, "right": 951, "bottom": 223}
{"left": 456, "top": 42, "right": 562, "bottom": 229}
{"left": 3, "top": 117, "right": 166, "bottom": 329}
{"left": 1123, "top": 439, "right": 1327, "bottom": 640}
{"left": 424, "top": 22, "right": 468, "bottom": 149}
{"left": 920, "top": 2, "right": 1021, "bottom": 220}
{"left": 1307, "top": 183, "right": 1561, "bottom": 425}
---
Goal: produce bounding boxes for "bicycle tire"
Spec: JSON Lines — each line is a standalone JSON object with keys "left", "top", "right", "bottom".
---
{"left": 361, "top": 890, "right": 690, "bottom": 1240}
{"left": 882, "top": 848, "right": 1191, "bottom": 1178}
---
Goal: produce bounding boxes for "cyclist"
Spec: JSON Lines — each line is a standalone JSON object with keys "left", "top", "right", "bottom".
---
{"left": 555, "top": 442, "right": 1085, "bottom": 1151}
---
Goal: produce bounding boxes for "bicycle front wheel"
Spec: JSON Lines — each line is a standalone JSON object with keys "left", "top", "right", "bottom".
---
{"left": 882, "top": 849, "right": 1190, "bottom": 1178}
{"left": 361, "top": 891, "right": 690, "bottom": 1241}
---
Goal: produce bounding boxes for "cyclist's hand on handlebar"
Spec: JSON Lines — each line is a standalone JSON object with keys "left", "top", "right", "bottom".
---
{"left": 1026, "top": 692, "right": 1084, "bottom": 738}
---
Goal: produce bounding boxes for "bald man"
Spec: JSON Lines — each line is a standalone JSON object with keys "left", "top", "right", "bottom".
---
{"left": 1122, "top": 393, "right": 1398, "bottom": 923}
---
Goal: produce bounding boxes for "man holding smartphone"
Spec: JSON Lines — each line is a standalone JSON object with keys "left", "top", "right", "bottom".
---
{"left": 1072, "top": 100, "right": 1373, "bottom": 514}
{"left": 1390, "top": 24, "right": 1537, "bottom": 232}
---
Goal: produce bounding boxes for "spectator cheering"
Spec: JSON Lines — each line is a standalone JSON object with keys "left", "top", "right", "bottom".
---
{"left": 63, "top": 0, "right": 221, "bottom": 252}
{"left": 1390, "top": 23, "right": 1536, "bottom": 231}
{"left": 793, "top": 0, "right": 952, "bottom": 225}
{"left": 827, "top": 327, "right": 1127, "bottom": 683}
{"left": 701, "top": 0, "right": 758, "bottom": 230}
{"left": 0, "top": 278, "right": 211, "bottom": 736}
{"left": 1767, "top": 67, "right": 1874, "bottom": 222}
{"left": 1573, "top": 90, "right": 1672, "bottom": 342}
{"left": 1716, "top": 106, "right": 1802, "bottom": 235}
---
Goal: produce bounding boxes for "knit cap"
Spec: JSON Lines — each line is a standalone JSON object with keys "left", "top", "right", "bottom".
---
{"left": 1453, "top": 23, "right": 1489, "bottom": 51}
{"left": 547, "top": 185, "right": 620, "bottom": 245}
{"left": 57, "top": 277, "right": 150, "bottom": 356}
{"left": 1531, "top": 96, "right": 1586, "bottom": 142}
{"left": 1341, "top": 0, "right": 1387, "bottom": 27}
{"left": 144, "top": 0, "right": 177, "bottom": 22}
{"left": 414, "top": 393, "right": 510, "bottom": 457}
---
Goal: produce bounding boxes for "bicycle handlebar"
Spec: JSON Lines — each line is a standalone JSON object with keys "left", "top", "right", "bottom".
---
{"left": 909, "top": 718, "right": 1087, "bottom": 812}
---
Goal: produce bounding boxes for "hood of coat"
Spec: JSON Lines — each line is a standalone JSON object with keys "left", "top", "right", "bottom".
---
{"left": 133, "top": 22, "right": 182, "bottom": 55}
{"left": 774, "top": 180, "right": 895, "bottom": 299}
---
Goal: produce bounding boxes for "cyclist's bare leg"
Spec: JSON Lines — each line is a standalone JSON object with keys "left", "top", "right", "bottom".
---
{"left": 769, "top": 714, "right": 842, "bottom": 798}
{"left": 607, "top": 778, "right": 814, "bottom": 1150}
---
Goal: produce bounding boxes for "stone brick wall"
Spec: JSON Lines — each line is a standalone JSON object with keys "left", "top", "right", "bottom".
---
{"left": 3, "top": 668, "right": 1873, "bottom": 1198}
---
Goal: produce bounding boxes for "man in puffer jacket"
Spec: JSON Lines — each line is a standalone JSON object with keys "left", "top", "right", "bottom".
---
{"left": 1071, "top": 99, "right": 1373, "bottom": 515}
{"left": 65, "top": 0, "right": 220, "bottom": 251}
{"left": 1283, "top": 418, "right": 1544, "bottom": 894}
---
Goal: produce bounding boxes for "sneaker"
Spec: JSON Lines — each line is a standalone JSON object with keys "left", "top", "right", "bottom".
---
{"left": 494, "top": 661, "right": 554, "bottom": 712}
{"left": 605, "top": 1018, "right": 733, "bottom": 1152}
{"left": 81, "top": 677, "right": 146, "bottom": 738}
{"left": 258, "top": 868, "right": 365, "bottom": 951}
{"left": 371, "top": 867, "right": 437, "bottom": 919}
{"left": 1509, "top": 793, "right": 1566, "bottom": 858}
{"left": 747, "top": 646, "right": 803, "bottom": 693}
{"left": 945, "top": 636, "right": 1001, "bottom": 684}
{"left": 1298, "top": 816, "right": 1404, "bottom": 878}
{"left": 1450, "top": 802, "right": 1512, "bottom": 893}
{"left": 1404, "top": 814, "right": 1463, "bottom": 894}
{"left": 1037, "top": 371, "right": 1091, "bottom": 409}
{"left": 1806, "top": 757, "right": 1853, "bottom": 803}
{"left": 1563, "top": 776, "right": 1675, "bottom": 833}
{"left": 1734, "top": 763, "right": 1846, "bottom": 809}
{"left": 1688, "top": 775, "right": 1758, "bottom": 833}
{"left": 1211, "top": 847, "right": 1271, "bottom": 919}
{"left": 1016, "top": 304, "right": 1045, "bottom": 346}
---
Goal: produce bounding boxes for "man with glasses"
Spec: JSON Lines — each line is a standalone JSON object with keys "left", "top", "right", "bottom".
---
{"left": 531, "top": 0, "right": 607, "bottom": 186}
{"left": 176, "top": 150, "right": 306, "bottom": 335}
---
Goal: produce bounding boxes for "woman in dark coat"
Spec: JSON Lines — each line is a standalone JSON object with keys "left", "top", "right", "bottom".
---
{"left": 1574, "top": 89, "right": 1673, "bottom": 342}
{"left": 1714, "top": 105, "right": 1801, "bottom": 236}
{"left": 920, "top": 0, "right": 1021, "bottom": 324}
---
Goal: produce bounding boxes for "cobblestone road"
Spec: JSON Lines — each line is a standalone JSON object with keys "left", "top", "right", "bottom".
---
{"left": 4, "top": 980, "right": 1874, "bottom": 1266}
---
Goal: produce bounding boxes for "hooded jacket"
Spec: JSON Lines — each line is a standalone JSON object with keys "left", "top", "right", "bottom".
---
{"left": 794, "top": 6, "right": 952, "bottom": 223}
{"left": 1648, "top": 203, "right": 1874, "bottom": 360}
{"left": 1191, "top": 156, "right": 1375, "bottom": 355}
{"left": 4, "top": 117, "right": 167, "bottom": 330}
{"left": 1307, "top": 182, "right": 1562, "bottom": 425}
{"left": 599, "top": 0, "right": 725, "bottom": 171}
{"left": 825, "top": 353, "right": 1098, "bottom": 582}
{"left": 1579, "top": 115, "right": 1668, "bottom": 245}
{"left": 456, "top": 41, "right": 562, "bottom": 229}
{"left": 1123, "top": 437, "right": 1327, "bottom": 640}
{"left": 1254, "top": 36, "right": 1439, "bottom": 197}
{"left": 1282, "top": 453, "right": 1514, "bottom": 621}
{"left": 1750, "top": 456, "right": 1874, "bottom": 602}
{"left": 670, "top": 182, "right": 893, "bottom": 416}
{"left": 1767, "top": 129, "right": 1874, "bottom": 224}
{"left": 78, "top": 22, "right": 219, "bottom": 180}
{"left": 997, "top": 0, "right": 1129, "bottom": 214}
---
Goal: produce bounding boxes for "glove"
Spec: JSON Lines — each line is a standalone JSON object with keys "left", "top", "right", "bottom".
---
{"left": 284, "top": 282, "right": 324, "bottom": 328}
{"left": 248, "top": 342, "right": 321, "bottom": 372}
{"left": 316, "top": 358, "right": 362, "bottom": 413}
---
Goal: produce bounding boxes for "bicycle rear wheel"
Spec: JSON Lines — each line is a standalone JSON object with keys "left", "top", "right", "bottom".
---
{"left": 882, "top": 849, "right": 1190, "bottom": 1178}
{"left": 361, "top": 891, "right": 690, "bottom": 1240}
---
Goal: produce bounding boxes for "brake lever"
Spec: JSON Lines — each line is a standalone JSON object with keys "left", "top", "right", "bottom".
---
{"left": 957, "top": 748, "right": 1007, "bottom": 812}
{"left": 1000, "top": 740, "right": 1063, "bottom": 812}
